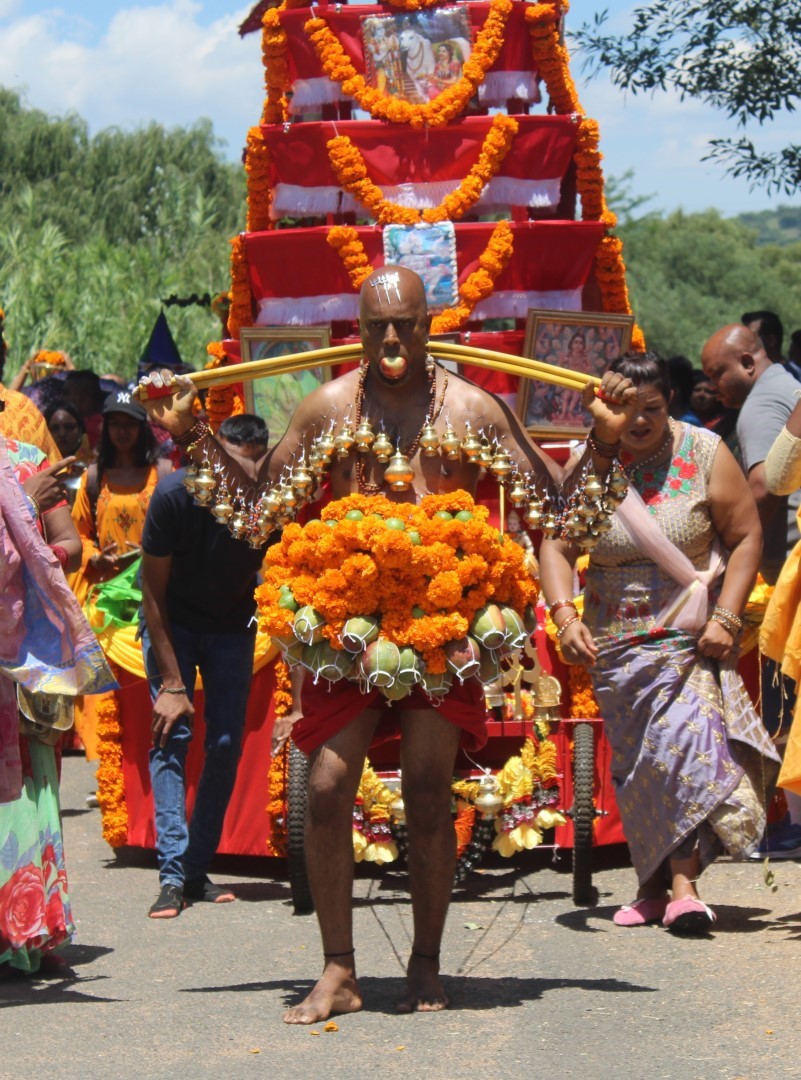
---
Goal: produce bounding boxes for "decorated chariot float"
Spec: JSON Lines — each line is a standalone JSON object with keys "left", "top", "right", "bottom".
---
{"left": 93, "top": 0, "right": 659, "bottom": 906}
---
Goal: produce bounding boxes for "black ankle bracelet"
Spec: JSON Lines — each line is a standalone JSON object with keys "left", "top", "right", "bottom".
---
{"left": 412, "top": 949, "right": 440, "bottom": 961}
{"left": 323, "top": 949, "right": 355, "bottom": 959}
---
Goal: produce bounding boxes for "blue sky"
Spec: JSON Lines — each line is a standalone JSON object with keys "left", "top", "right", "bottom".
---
{"left": 1, "top": 0, "right": 798, "bottom": 218}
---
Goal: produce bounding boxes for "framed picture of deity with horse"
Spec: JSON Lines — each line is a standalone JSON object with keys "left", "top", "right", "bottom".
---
{"left": 241, "top": 327, "right": 332, "bottom": 444}
{"left": 362, "top": 8, "right": 473, "bottom": 107}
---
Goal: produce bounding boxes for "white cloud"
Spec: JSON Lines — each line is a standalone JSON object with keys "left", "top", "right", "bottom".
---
{"left": 0, "top": 2, "right": 261, "bottom": 155}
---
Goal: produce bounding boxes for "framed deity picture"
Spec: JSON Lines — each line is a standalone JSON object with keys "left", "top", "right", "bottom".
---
{"left": 241, "top": 327, "right": 332, "bottom": 444}
{"left": 515, "top": 309, "right": 635, "bottom": 437}
{"left": 383, "top": 222, "right": 459, "bottom": 312}
{"left": 361, "top": 8, "right": 473, "bottom": 106}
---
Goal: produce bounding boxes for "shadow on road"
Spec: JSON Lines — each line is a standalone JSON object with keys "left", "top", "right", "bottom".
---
{"left": 181, "top": 972, "right": 656, "bottom": 1013}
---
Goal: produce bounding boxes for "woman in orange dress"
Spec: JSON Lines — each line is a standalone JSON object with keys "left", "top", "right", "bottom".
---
{"left": 70, "top": 390, "right": 171, "bottom": 757}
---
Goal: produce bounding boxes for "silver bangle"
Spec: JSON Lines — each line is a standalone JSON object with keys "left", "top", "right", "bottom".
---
{"left": 159, "top": 685, "right": 187, "bottom": 695}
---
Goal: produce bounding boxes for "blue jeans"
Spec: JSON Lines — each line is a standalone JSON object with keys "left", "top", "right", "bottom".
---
{"left": 143, "top": 624, "right": 256, "bottom": 887}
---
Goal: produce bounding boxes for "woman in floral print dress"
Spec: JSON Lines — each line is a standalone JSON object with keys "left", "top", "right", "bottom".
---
{"left": 541, "top": 352, "right": 780, "bottom": 934}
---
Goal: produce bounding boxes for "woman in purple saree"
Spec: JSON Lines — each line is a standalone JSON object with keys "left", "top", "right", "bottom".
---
{"left": 541, "top": 353, "right": 780, "bottom": 934}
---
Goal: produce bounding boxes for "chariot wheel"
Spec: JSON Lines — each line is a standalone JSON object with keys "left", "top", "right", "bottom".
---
{"left": 286, "top": 740, "right": 314, "bottom": 915}
{"left": 571, "top": 721, "right": 596, "bottom": 906}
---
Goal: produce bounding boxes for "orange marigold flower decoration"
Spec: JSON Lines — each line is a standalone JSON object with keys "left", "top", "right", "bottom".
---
{"left": 326, "top": 225, "right": 374, "bottom": 290}
{"left": 32, "top": 349, "right": 68, "bottom": 368}
{"left": 95, "top": 690, "right": 128, "bottom": 848}
{"left": 326, "top": 115, "right": 518, "bottom": 226}
{"left": 432, "top": 219, "right": 514, "bottom": 334}
{"left": 266, "top": 741, "right": 288, "bottom": 857}
{"left": 227, "top": 234, "right": 253, "bottom": 342}
{"left": 256, "top": 492, "right": 538, "bottom": 686}
{"left": 246, "top": 126, "right": 273, "bottom": 233}
{"left": 454, "top": 801, "right": 477, "bottom": 857}
{"left": 305, "top": 0, "right": 511, "bottom": 128}
{"left": 567, "top": 664, "right": 600, "bottom": 718}
{"left": 204, "top": 342, "right": 244, "bottom": 432}
{"left": 274, "top": 657, "right": 293, "bottom": 717}
{"left": 261, "top": 7, "right": 293, "bottom": 125}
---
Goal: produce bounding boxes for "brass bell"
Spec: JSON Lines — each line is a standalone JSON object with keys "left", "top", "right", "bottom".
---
{"left": 490, "top": 449, "right": 513, "bottom": 479}
{"left": 525, "top": 501, "right": 543, "bottom": 529}
{"left": 315, "top": 430, "right": 336, "bottom": 460}
{"left": 541, "top": 513, "right": 558, "bottom": 538}
{"left": 354, "top": 419, "right": 375, "bottom": 452}
{"left": 246, "top": 510, "right": 265, "bottom": 548}
{"left": 566, "top": 512, "right": 586, "bottom": 534}
{"left": 440, "top": 426, "right": 462, "bottom": 459}
{"left": 183, "top": 464, "right": 198, "bottom": 494}
{"left": 262, "top": 488, "right": 283, "bottom": 516}
{"left": 228, "top": 506, "right": 249, "bottom": 541}
{"left": 583, "top": 473, "right": 604, "bottom": 499}
{"left": 474, "top": 774, "right": 503, "bottom": 819}
{"left": 461, "top": 422, "right": 481, "bottom": 460}
{"left": 372, "top": 430, "right": 394, "bottom": 463}
{"left": 578, "top": 498, "right": 600, "bottom": 518}
{"left": 384, "top": 448, "right": 415, "bottom": 491}
{"left": 309, "top": 446, "right": 328, "bottom": 477}
{"left": 478, "top": 439, "right": 494, "bottom": 468}
{"left": 335, "top": 425, "right": 356, "bottom": 459}
{"left": 291, "top": 463, "right": 314, "bottom": 496}
{"left": 279, "top": 483, "right": 298, "bottom": 510}
{"left": 593, "top": 515, "right": 613, "bottom": 535}
{"left": 510, "top": 478, "right": 528, "bottom": 506}
{"left": 193, "top": 467, "right": 216, "bottom": 506}
{"left": 210, "top": 488, "right": 234, "bottom": 524}
{"left": 419, "top": 423, "right": 440, "bottom": 456}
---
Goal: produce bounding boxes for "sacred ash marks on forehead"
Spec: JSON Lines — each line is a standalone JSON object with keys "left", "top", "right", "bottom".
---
{"left": 369, "top": 270, "right": 402, "bottom": 309}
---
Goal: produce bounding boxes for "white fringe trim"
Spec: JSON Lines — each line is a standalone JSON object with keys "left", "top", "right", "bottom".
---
{"left": 474, "top": 288, "right": 583, "bottom": 320}
{"left": 256, "top": 295, "right": 360, "bottom": 325}
{"left": 287, "top": 71, "right": 539, "bottom": 113}
{"left": 255, "top": 288, "right": 582, "bottom": 326}
{"left": 270, "top": 177, "right": 562, "bottom": 220}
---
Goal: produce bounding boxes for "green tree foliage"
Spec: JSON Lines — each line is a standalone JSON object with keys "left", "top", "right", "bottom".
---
{"left": 0, "top": 89, "right": 245, "bottom": 380}
{"left": 572, "top": 2, "right": 801, "bottom": 194}
{"left": 619, "top": 208, "right": 801, "bottom": 361}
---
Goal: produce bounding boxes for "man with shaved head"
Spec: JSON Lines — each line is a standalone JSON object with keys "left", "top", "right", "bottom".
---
{"left": 702, "top": 324, "right": 801, "bottom": 585}
{"left": 137, "top": 265, "right": 636, "bottom": 1024}
{"left": 702, "top": 325, "right": 801, "bottom": 796}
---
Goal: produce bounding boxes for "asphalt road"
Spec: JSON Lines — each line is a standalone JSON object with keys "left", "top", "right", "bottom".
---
{"left": 3, "top": 754, "right": 800, "bottom": 1080}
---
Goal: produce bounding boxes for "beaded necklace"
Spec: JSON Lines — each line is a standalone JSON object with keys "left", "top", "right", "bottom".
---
{"left": 623, "top": 419, "right": 675, "bottom": 475}
{"left": 353, "top": 358, "right": 448, "bottom": 495}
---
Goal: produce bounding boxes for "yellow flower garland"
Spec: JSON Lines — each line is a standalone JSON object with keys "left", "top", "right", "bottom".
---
{"left": 326, "top": 115, "right": 518, "bottom": 226}
{"left": 326, "top": 220, "right": 514, "bottom": 334}
{"left": 304, "top": 0, "right": 512, "bottom": 128}
{"left": 95, "top": 691, "right": 128, "bottom": 848}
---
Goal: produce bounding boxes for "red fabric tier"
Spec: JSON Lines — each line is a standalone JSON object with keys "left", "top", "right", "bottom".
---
{"left": 277, "top": 3, "right": 541, "bottom": 112}
{"left": 262, "top": 114, "right": 579, "bottom": 220}
{"left": 243, "top": 220, "right": 605, "bottom": 326}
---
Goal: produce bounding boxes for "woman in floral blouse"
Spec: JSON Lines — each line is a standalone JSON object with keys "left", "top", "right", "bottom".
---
{"left": 541, "top": 352, "right": 780, "bottom": 934}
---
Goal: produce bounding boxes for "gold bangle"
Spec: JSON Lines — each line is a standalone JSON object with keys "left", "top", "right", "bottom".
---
{"left": 549, "top": 599, "right": 578, "bottom": 619}
{"left": 556, "top": 614, "right": 581, "bottom": 638}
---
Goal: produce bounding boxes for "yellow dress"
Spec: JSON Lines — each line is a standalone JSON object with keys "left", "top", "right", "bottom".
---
{"left": 0, "top": 386, "right": 60, "bottom": 463}
{"left": 70, "top": 465, "right": 163, "bottom": 758}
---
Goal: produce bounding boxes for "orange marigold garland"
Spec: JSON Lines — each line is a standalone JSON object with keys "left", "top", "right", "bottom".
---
{"left": 273, "top": 657, "right": 293, "bottom": 717}
{"left": 567, "top": 664, "right": 600, "bottom": 718}
{"left": 246, "top": 126, "right": 274, "bottom": 233}
{"left": 204, "top": 342, "right": 244, "bottom": 432}
{"left": 31, "top": 349, "right": 68, "bottom": 368}
{"left": 526, "top": 1, "right": 580, "bottom": 116}
{"left": 326, "top": 115, "right": 519, "bottom": 226}
{"left": 95, "top": 691, "right": 128, "bottom": 848}
{"left": 261, "top": 8, "right": 292, "bottom": 125}
{"left": 432, "top": 219, "right": 514, "bottom": 334}
{"left": 266, "top": 741, "right": 289, "bottom": 857}
{"left": 326, "top": 225, "right": 374, "bottom": 290}
{"left": 305, "top": 0, "right": 511, "bottom": 128}
{"left": 256, "top": 491, "right": 537, "bottom": 694}
{"left": 227, "top": 234, "right": 253, "bottom": 342}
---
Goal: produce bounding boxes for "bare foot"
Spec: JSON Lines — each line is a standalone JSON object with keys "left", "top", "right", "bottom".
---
{"left": 283, "top": 963, "right": 363, "bottom": 1025}
{"left": 396, "top": 953, "right": 448, "bottom": 1014}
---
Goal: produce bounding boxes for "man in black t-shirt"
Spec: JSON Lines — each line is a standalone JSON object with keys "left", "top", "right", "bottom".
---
{"left": 141, "top": 414, "right": 272, "bottom": 918}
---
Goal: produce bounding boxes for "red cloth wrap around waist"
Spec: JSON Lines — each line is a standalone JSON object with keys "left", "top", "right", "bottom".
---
{"left": 293, "top": 676, "right": 488, "bottom": 756}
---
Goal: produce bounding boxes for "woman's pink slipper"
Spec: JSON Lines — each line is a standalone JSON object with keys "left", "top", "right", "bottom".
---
{"left": 662, "top": 896, "right": 716, "bottom": 934}
{"left": 613, "top": 898, "right": 670, "bottom": 927}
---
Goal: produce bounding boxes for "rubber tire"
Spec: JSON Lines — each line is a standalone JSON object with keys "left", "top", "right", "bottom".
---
{"left": 287, "top": 740, "right": 315, "bottom": 915}
{"left": 571, "top": 721, "right": 596, "bottom": 906}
